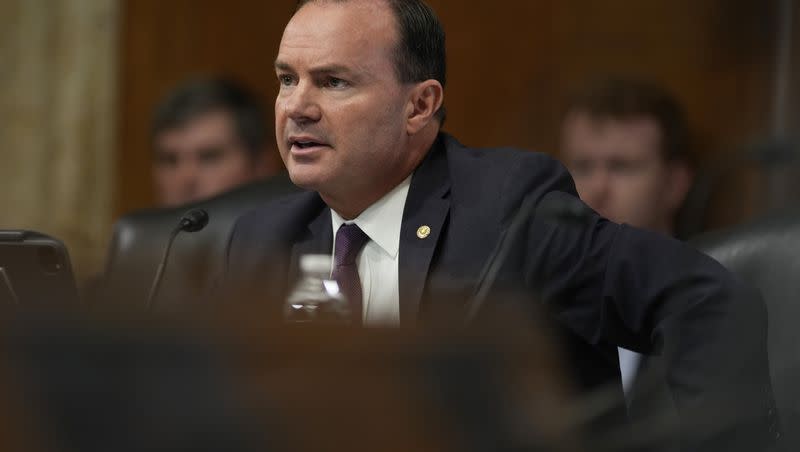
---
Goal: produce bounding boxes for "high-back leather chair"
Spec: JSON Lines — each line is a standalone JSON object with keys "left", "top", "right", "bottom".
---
{"left": 96, "top": 173, "right": 300, "bottom": 312}
{"left": 691, "top": 210, "right": 800, "bottom": 448}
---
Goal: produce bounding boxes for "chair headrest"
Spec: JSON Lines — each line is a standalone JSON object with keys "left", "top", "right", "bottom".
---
{"left": 99, "top": 173, "right": 300, "bottom": 311}
{"left": 690, "top": 209, "right": 800, "bottom": 433}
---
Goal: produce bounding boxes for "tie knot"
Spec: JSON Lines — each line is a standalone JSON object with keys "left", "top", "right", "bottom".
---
{"left": 334, "top": 223, "right": 369, "bottom": 266}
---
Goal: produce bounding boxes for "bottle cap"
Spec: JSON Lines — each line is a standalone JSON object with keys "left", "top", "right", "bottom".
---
{"left": 299, "top": 254, "right": 332, "bottom": 275}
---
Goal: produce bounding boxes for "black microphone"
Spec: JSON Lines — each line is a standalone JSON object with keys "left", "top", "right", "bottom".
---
{"left": 464, "top": 191, "right": 592, "bottom": 325}
{"left": 145, "top": 208, "right": 209, "bottom": 311}
{"left": 178, "top": 208, "right": 210, "bottom": 232}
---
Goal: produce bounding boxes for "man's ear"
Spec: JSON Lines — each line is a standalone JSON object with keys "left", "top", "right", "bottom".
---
{"left": 406, "top": 79, "right": 444, "bottom": 135}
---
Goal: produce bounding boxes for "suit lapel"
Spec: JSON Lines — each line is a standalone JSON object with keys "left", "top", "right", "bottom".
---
{"left": 288, "top": 203, "right": 333, "bottom": 288}
{"left": 399, "top": 136, "right": 451, "bottom": 324}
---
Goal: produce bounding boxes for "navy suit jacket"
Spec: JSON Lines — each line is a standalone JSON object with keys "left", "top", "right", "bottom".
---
{"left": 224, "top": 133, "right": 778, "bottom": 447}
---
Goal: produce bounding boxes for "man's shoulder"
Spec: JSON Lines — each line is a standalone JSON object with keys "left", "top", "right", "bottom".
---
{"left": 232, "top": 189, "right": 325, "bottom": 240}
{"left": 442, "top": 133, "right": 568, "bottom": 177}
{"left": 440, "top": 133, "right": 576, "bottom": 196}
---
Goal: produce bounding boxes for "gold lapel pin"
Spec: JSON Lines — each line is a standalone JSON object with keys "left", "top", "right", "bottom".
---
{"left": 416, "top": 225, "right": 431, "bottom": 239}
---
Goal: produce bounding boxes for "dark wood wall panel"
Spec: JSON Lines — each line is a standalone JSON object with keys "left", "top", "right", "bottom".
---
{"left": 117, "top": 0, "right": 297, "bottom": 217}
{"left": 117, "top": 0, "right": 780, "bottom": 227}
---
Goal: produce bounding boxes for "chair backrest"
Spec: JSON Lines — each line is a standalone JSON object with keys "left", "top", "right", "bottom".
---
{"left": 690, "top": 210, "right": 800, "bottom": 447}
{"left": 97, "top": 173, "right": 300, "bottom": 312}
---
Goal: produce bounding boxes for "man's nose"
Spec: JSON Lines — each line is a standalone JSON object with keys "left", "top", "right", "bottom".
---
{"left": 578, "top": 171, "right": 611, "bottom": 209}
{"left": 282, "top": 82, "right": 322, "bottom": 124}
{"left": 174, "top": 161, "right": 199, "bottom": 199}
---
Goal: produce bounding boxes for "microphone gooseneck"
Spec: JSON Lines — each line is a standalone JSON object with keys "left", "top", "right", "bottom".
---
{"left": 145, "top": 208, "right": 209, "bottom": 312}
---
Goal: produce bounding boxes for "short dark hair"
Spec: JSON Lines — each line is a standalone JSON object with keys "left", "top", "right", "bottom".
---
{"left": 564, "top": 78, "right": 691, "bottom": 163}
{"left": 151, "top": 77, "right": 269, "bottom": 158}
{"left": 295, "top": 0, "right": 447, "bottom": 122}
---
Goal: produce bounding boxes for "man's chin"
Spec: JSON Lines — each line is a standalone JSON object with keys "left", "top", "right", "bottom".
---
{"left": 287, "top": 169, "right": 324, "bottom": 192}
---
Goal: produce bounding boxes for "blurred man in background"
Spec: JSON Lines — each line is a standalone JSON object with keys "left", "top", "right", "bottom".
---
{"left": 150, "top": 77, "right": 282, "bottom": 207}
{"left": 559, "top": 78, "right": 695, "bottom": 407}
{"left": 81, "top": 79, "right": 289, "bottom": 305}
{"left": 560, "top": 78, "right": 693, "bottom": 238}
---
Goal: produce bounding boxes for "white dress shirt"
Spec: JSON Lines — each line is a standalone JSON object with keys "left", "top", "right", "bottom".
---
{"left": 330, "top": 175, "right": 411, "bottom": 326}
{"left": 618, "top": 347, "right": 642, "bottom": 397}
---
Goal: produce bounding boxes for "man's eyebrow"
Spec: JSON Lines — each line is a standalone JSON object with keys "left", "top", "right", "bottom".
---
{"left": 309, "top": 64, "right": 354, "bottom": 75}
{"left": 274, "top": 60, "right": 355, "bottom": 76}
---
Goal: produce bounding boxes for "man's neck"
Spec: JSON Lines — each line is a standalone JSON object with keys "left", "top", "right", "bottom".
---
{"left": 322, "top": 170, "right": 414, "bottom": 220}
{"left": 652, "top": 220, "right": 675, "bottom": 238}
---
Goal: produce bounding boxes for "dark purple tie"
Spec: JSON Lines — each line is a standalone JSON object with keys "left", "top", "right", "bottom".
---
{"left": 332, "top": 223, "right": 370, "bottom": 323}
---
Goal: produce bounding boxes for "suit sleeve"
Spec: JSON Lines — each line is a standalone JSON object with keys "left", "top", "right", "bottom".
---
{"left": 517, "top": 156, "right": 779, "bottom": 450}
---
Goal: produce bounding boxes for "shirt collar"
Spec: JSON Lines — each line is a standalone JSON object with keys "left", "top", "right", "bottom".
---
{"left": 331, "top": 175, "right": 412, "bottom": 259}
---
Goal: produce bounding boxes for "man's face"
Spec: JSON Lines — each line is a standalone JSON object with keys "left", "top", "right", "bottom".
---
{"left": 152, "top": 110, "right": 262, "bottom": 207}
{"left": 274, "top": 0, "right": 413, "bottom": 207}
{"left": 561, "top": 113, "right": 685, "bottom": 233}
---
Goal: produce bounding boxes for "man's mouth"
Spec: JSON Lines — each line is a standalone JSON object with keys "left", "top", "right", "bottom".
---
{"left": 295, "top": 141, "right": 321, "bottom": 149}
{"left": 289, "top": 137, "right": 330, "bottom": 155}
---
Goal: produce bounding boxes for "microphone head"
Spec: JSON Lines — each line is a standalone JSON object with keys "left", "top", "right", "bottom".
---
{"left": 178, "top": 209, "right": 209, "bottom": 232}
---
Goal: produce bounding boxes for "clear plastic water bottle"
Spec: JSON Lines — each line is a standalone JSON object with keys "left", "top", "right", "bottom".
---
{"left": 284, "top": 254, "right": 352, "bottom": 323}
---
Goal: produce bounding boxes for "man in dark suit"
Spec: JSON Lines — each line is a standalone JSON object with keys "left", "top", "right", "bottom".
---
{"left": 224, "top": 0, "right": 779, "bottom": 449}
